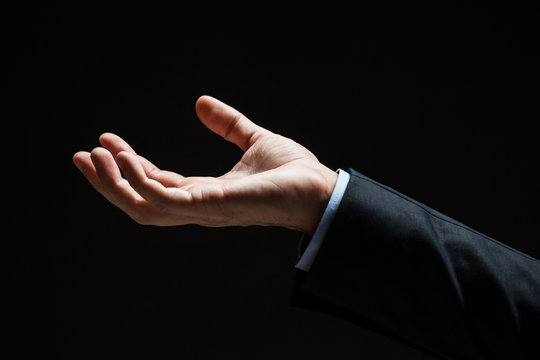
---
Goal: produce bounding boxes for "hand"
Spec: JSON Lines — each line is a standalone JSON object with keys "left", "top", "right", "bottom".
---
{"left": 73, "top": 96, "right": 338, "bottom": 235}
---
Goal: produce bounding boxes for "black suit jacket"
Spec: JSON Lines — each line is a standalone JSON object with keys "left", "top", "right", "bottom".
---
{"left": 292, "top": 169, "right": 540, "bottom": 359}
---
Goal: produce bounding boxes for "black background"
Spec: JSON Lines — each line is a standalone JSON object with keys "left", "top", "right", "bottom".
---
{"left": 6, "top": 1, "right": 540, "bottom": 359}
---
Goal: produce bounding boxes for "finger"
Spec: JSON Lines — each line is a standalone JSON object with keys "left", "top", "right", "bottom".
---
{"left": 147, "top": 169, "right": 185, "bottom": 188}
{"left": 75, "top": 149, "right": 169, "bottom": 225}
{"left": 98, "top": 132, "right": 184, "bottom": 187}
{"left": 73, "top": 151, "right": 103, "bottom": 191}
{"left": 90, "top": 147, "right": 124, "bottom": 188}
{"left": 116, "top": 151, "right": 191, "bottom": 206}
{"left": 195, "top": 95, "right": 270, "bottom": 152}
{"left": 98, "top": 132, "right": 157, "bottom": 172}
{"left": 98, "top": 132, "right": 136, "bottom": 154}
{"left": 90, "top": 147, "right": 147, "bottom": 206}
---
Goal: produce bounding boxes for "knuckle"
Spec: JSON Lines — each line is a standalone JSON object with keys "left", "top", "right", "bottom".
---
{"left": 223, "top": 115, "right": 242, "bottom": 140}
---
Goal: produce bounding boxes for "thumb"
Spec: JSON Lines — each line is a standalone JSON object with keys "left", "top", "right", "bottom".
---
{"left": 195, "top": 95, "right": 270, "bottom": 152}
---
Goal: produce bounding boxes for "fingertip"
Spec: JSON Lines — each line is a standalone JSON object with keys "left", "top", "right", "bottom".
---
{"left": 195, "top": 95, "right": 214, "bottom": 118}
{"left": 116, "top": 150, "right": 140, "bottom": 170}
{"left": 72, "top": 151, "right": 88, "bottom": 170}
{"left": 90, "top": 146, "right": 108, "bottom": 159}
{"left": 196, "top": 94, "right": 215, "bottom": 106}
{"left": 90, "top": 147, "right": 114, "bottom": 170}
{"left": 194, "top": 95, "right": 237, "bottom": 130}
{"left": 99, "top": 132, "right": 114, "bottom": 143}
{"left": 98, "top": 132, "right": 123, "bottom": 148}
{"left": 194, "top": 95, "right": 266, "bottom": 151}
{"left": 72, "top": 152, "right": 101, "bottom": 189}
{"left": 115, "top": 150, "right": 133, "bottom": 160}
{"left": 73, "top": 151, "right": 87, "bottom": 162}
{"left": 115, "top": 150, "right": 130, "bottom": 169}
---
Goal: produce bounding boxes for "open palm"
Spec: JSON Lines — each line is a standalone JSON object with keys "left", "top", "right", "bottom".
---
{"left": 73, "top": 96, "right": 337, "bottom": 234}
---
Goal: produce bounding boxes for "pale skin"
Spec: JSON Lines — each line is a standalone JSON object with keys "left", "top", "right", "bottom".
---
{"left": 73, "top": 95, "right": 338, "bottom": 235}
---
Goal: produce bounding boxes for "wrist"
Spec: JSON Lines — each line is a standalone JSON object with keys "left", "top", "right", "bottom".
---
{"left": 302, "top": 165, "right": 338, "bottom": 235}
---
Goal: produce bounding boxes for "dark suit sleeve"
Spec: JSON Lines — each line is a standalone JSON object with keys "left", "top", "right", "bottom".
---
{"left": 291, "top": 169, "right": 540, "bottom": 360}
